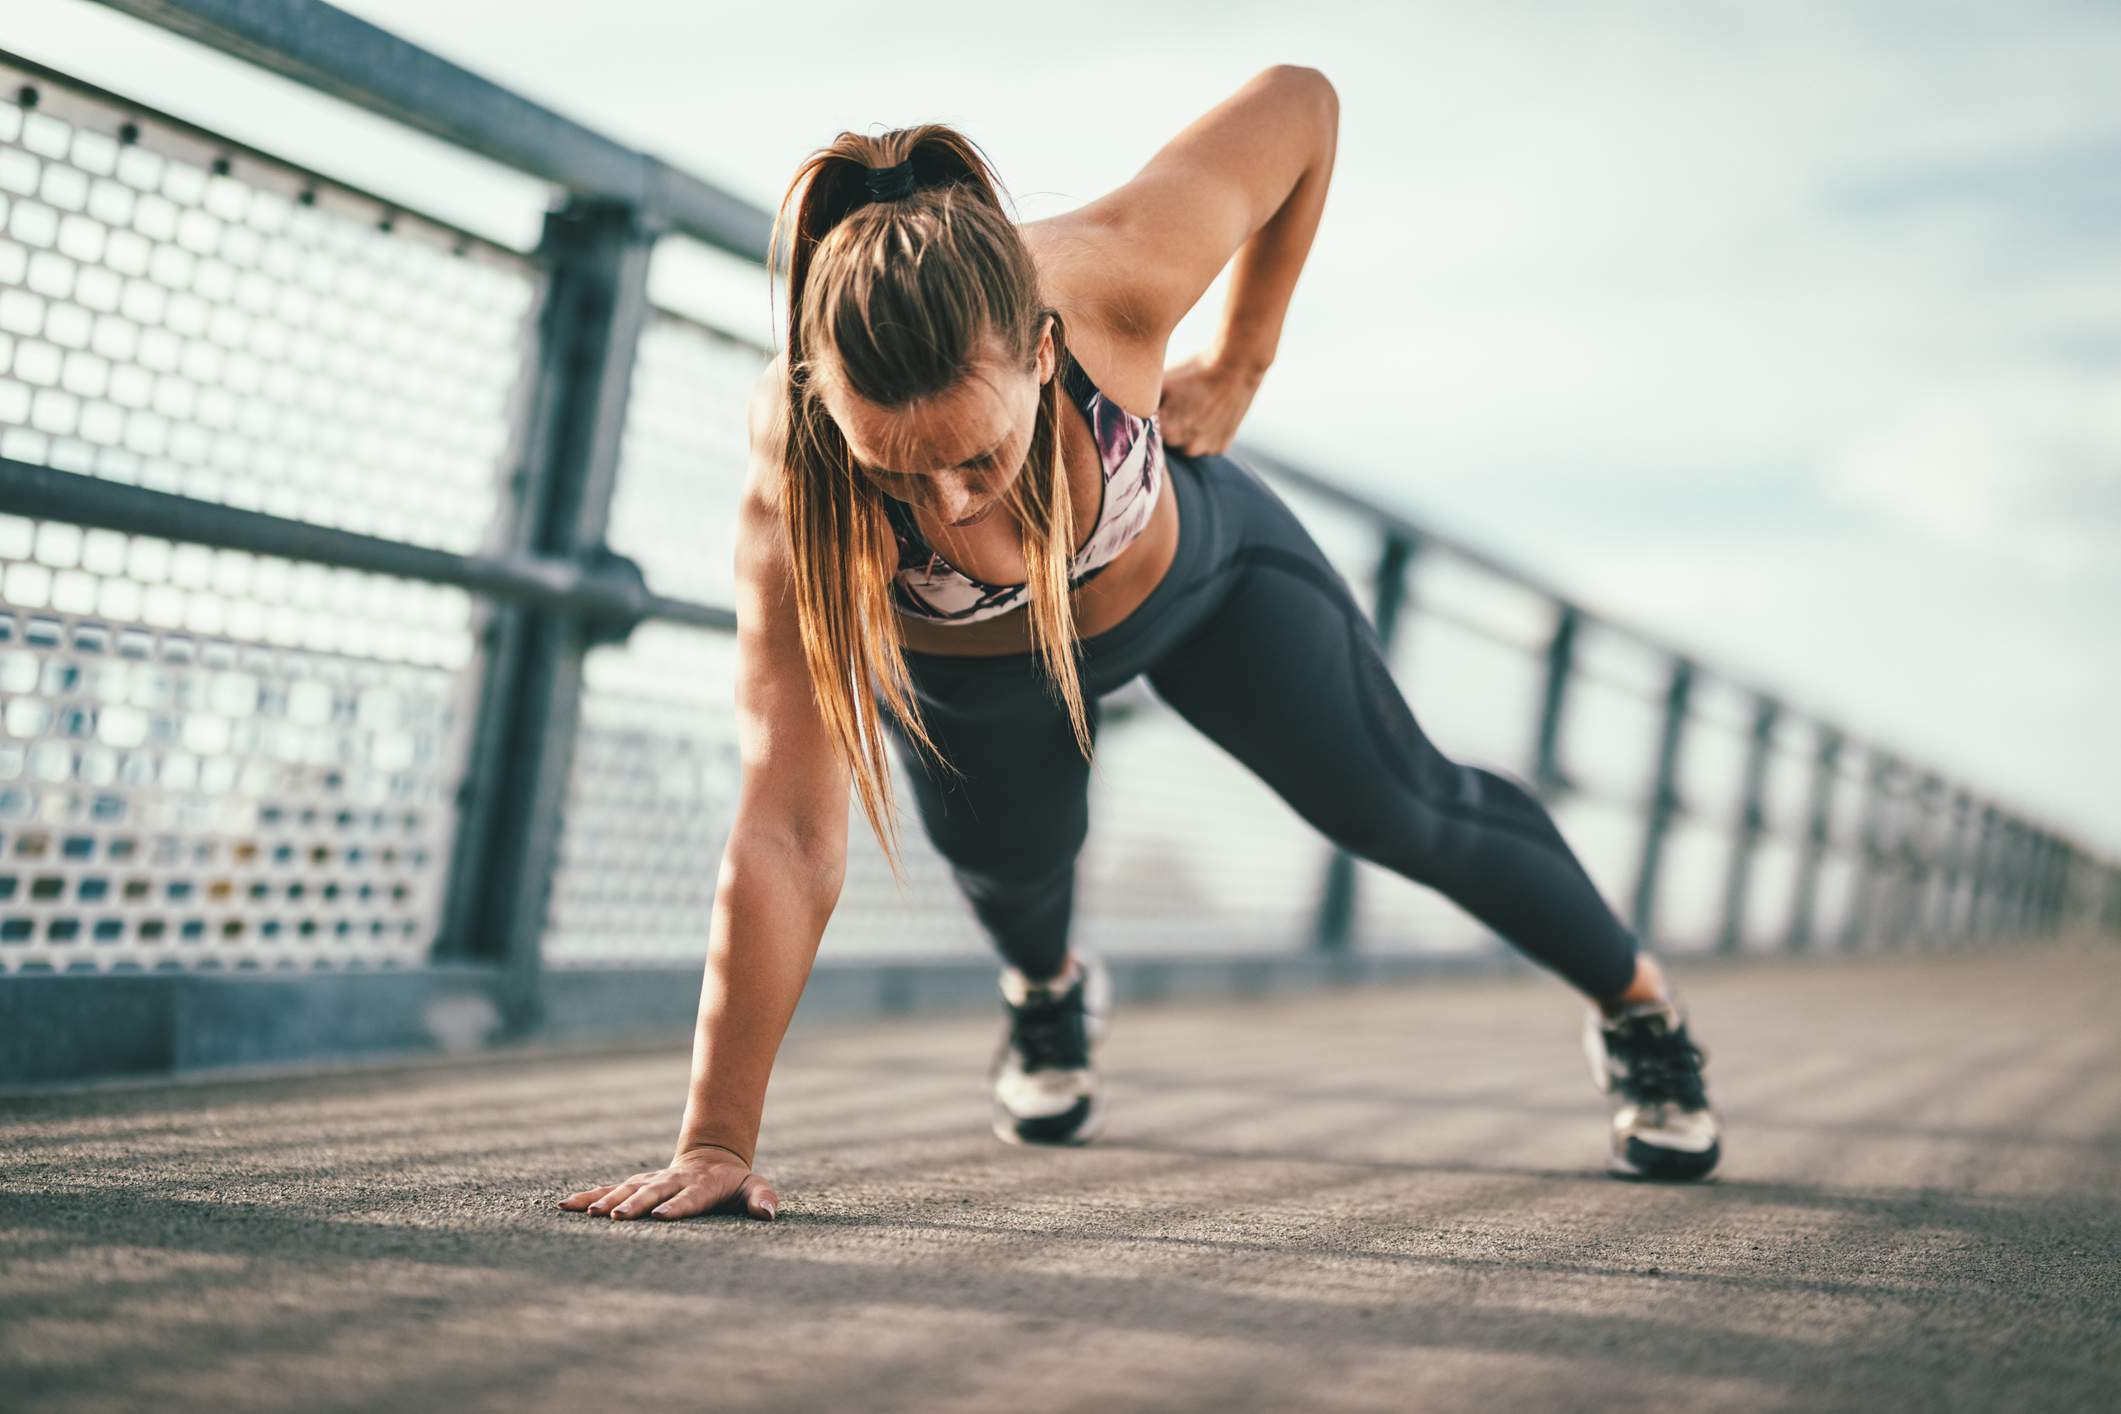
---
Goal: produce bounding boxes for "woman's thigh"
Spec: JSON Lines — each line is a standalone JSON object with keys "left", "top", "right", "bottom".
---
{"left": 1133, "top": 461, "right": 1578, "bottom": 879}
{"left": 878, "top": 665, "right": 1103, "bottom": 880}
{"left": 1138, "top": 484, "right": 1470, "bottom": 869}
{"left": 1136, "top": 463, "right": 1640, "bottom": 996}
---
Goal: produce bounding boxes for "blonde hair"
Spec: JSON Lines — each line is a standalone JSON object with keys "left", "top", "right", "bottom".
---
{"left": 767, "top": 124, "right": 1092, "bottom": 884}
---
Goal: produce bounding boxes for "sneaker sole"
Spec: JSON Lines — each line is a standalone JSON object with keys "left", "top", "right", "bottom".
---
{"left": 1608, "top": 1136, "right": 1721, "bottom": 1182}
{"left": 993, "top": 1092, "right": 1104, "bottom": 1147}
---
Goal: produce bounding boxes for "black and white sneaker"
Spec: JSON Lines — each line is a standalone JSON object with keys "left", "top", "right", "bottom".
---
{"left": 990, "top": 950, "right": 1110, "bottom": 1146}
{"left": 1583, "top": 998, "right": 1722, "bottom": 1181}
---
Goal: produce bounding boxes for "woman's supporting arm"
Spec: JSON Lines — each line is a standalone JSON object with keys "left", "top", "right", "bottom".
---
{"left": 672, "top": 833, "right": 844, "bottom": 1167}
{"left": 559, "top": 353, "right": 851, "bottom": 1222}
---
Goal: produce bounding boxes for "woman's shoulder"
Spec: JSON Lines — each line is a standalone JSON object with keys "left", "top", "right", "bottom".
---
{"left": 742, "top": 352, "right": 792, "bottom": 513}
{"left": 1023, "top": 214, "right": 1170, "bottom": 423}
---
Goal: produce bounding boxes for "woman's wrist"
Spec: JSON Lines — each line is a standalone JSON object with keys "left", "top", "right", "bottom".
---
{"left": 1206, "top": 345, "right": 1271, "bottom": 385}
{"left": 674, "top": 1138, "right": 754, "bottom": 1169}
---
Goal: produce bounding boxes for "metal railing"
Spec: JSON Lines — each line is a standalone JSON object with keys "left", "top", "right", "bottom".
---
{"left": 1, "top": 1, "right": 2114, "bottom": 1081}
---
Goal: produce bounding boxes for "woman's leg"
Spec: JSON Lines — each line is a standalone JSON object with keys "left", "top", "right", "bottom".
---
{"left": 1141, "top": 467, "right": 1642, "bottom": 1002}
{"left": 878, "top": 669, "right": 1100, "bottom": 982}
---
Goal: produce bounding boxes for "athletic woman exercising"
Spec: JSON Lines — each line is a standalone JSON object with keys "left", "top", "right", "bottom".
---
{"left": 561, "top": 66, "right": 1720, "bottom": 1224}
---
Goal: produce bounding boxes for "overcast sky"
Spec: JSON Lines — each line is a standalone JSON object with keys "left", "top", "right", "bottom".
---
{"left": 13, "top": 0, "right": 2118, "bottom": 856}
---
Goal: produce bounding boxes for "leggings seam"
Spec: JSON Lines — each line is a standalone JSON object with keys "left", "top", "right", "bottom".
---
{"left": 1224, "top": 549, "right": 1595, "bottom": 871}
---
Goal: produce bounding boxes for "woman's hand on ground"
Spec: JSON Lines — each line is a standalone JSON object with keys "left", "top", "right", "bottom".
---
{"left": 558, "top": 1145, "right": 779, "bottom": 1221}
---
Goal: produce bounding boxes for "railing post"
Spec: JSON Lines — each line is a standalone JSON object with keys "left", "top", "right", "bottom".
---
{"left": 1786, "top": 724, "right": 1842, "bottom": 952}
{"left": 2002, "top": 818, "right": 2036, "bottom": 941}
{"left": 435, "top": 194, "right": 654, "bottom": 1033}
{"left": 2027, "top": 828, "right": 2050, "bottom": 936}
{"left": 1967, "top": 805, "right": 2003, "bottom": 940}
{"left": 2023, "top": 830, "right": 2048, "bottom": 937}
{"left": 1994, "top": 821, "right": 2019, "bottom": 938}
{"left": 2043, "top": 835, "right": 2069, "bottom": 936}
{"left": 1935, "top": 788, "right": 1974, "bottom": 948}
{"left": 1314, "top": 531, "right": 1418, "bottom": 953}
{"left": 1628, "top": 658, "right": 1693, "bottom": 949}
{"left": 2026, "top": 828, "right": 2054, "bottom": 937}
{"left": 1715, "top": 696, "right": 1778, "bottom": 954}
{"left": 1882, "top": 770, "right": 1938, "bottom": 950}
{"left": 2051, "top": 839, "right": 2078, "bottom": 935}
{"left": 1838, "top": 749, "right": 1895, "bottom": 952}
{"left": 2013, "top": 823, "right": 2038, "bottom": 938}
{"left": 1529, "top": 605, "right": 1580, "bottom": 798}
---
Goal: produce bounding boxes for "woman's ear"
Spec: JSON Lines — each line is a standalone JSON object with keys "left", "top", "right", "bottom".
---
{"left": 1036, "top": 309, "right": 1058, "bottom": 384}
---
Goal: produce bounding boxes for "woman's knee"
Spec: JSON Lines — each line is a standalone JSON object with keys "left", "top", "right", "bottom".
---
{"left": 1338, "top": 761, "right": 1580, "bottom": 888}
{"left": 1331, "top": 804, "right": 1456, "bottom": 885}
{"left": 927, "top": 794, "right": 1090, "bottom": 884}
{"left": 1313, "top": 759, "right": 1507, "bottom": 883}
{"left": 950, "top": 843, "right": 1079, "bottom": 914}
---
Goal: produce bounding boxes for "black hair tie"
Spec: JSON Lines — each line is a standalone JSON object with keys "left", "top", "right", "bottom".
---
{"left": 862, "top": 160, "right": 919, "bottom": 202}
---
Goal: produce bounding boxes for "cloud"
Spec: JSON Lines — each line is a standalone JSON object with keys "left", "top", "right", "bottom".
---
{"left": 1820, "top": 369, "right": 2121, "bottom": 577}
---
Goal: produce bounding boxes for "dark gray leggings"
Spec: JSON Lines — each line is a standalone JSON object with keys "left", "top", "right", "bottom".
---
{"left": 878, "top": 448, "right": 1641, "bottom": 999}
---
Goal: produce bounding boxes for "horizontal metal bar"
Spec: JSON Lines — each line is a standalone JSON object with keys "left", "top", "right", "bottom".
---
{"left": 0, "top": 46, "right": 527, "bottom": 264}
{"left": 31, "top": 931, "right": 2110, "bottom": 1089}
{"left": 0, "top": 949, "right": 1540, "bottom": 1086}
{"left": 0, "top": 963, "right": 511, "bottom": 1086}
{"left": 86, "top": 0, "right": 774, "bottom": 259}
{"left": 1, "top": 456, "right": 733, "bottom": 634}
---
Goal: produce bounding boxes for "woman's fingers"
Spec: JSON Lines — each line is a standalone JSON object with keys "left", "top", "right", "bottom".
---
{"left": 585, "top": 1181, "right": 646, "bottom": 1216}
{"left": 648, "top": 1181, "right": 728, "bottom": 1220}
{"left": 562, "top": 1176, "right": 656, "bottom": 1211}
{"left": 735, "top": 1172, "right": 780, "bottom": 1221}
{"left": 647, "top": 1172, "right": 776, "bottom": 1221}
{"left": 610, "top": 1175, "right": 689, "bottom": 1220}
{"left": 558, "top": 1183, "right": 618, "bottom": 1211}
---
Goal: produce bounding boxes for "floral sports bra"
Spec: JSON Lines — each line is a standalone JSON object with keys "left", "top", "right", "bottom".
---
{"left": 879, "top": 347, "right": 1165, "bottom": 624}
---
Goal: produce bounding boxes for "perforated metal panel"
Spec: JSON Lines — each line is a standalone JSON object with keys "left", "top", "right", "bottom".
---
{"left": 0, "top": 63, "right": 533, "bottom": 974}
{"left": 540, "top": 619, "right": 993, "bottom": 967}
{"left": 540, "top": 316, "right": 755, "bottom": 965}
{"left": 0, "top": 514, "right": 483, "bottom": 973}
{"left": 0, "top": 66, "right": 539, "bottom": 554}
{"left": 538, "top": 622, "right": 730, "bottom": 967}
{"left": 605, "top": 312, "right": 761, "bottom": 607}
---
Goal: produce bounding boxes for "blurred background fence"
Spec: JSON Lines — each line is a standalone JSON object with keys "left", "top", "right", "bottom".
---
{"left": 2, "top": 1, "right": 2115, "bottom": 1084}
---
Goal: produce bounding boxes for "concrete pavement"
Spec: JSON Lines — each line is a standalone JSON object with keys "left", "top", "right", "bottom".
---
{"left": 3, "top": 938, "right": 2118, "bottom": 1412}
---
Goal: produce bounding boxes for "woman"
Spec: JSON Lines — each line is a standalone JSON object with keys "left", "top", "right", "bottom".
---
{"left": 561, "top": 66, "right": 1720, "bottom": 1224}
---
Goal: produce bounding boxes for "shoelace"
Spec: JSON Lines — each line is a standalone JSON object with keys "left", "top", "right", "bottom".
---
{"left": 1008, "top": 983, "right": 1089, "bottom": 1073}
{"left": 1611, "top": 1021, "right": 1710, "bottom": 1110}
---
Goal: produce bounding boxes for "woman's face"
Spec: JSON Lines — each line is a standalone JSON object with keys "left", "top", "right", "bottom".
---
{"left": 822, "top": 320, "right": 1056, "bottom": 529}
